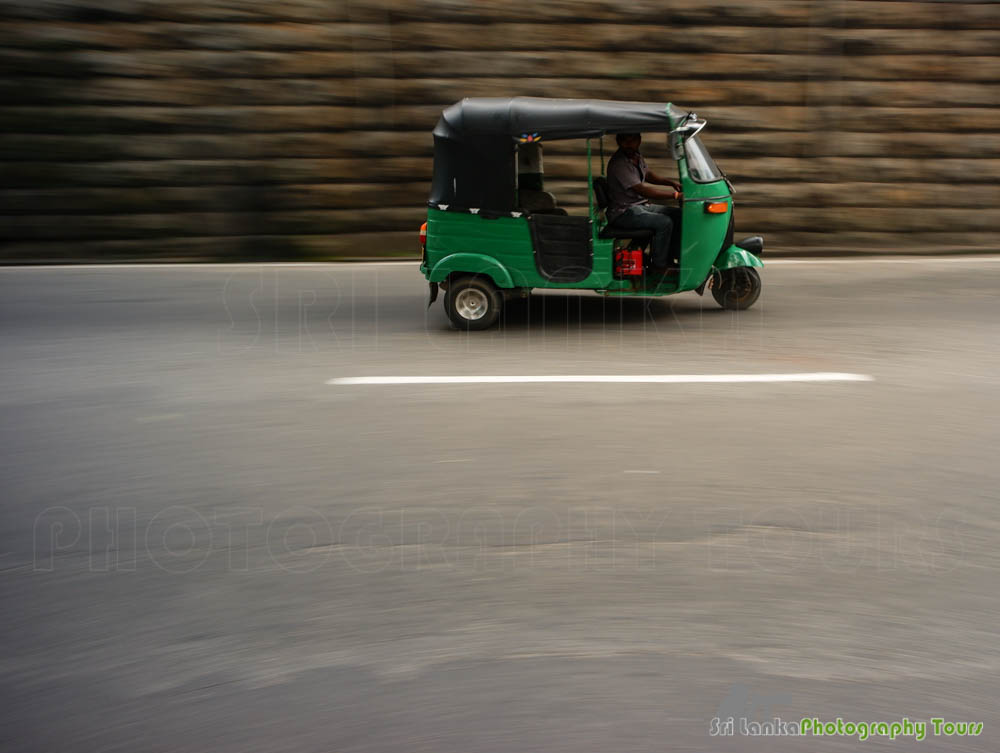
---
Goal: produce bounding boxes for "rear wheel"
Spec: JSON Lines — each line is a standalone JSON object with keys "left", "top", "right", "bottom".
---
{"left": 444, "top": 275, "right": 503, "bottom": 330}
{"left": 712, "top": 267, "right": 761, "bottom": 310}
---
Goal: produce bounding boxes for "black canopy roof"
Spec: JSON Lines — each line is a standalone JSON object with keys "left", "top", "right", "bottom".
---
{"left": 429, "top": 98, "right": 688, "bottom": 213}
{"left": 434, "top": 97, "right": 684, "bottom": 142}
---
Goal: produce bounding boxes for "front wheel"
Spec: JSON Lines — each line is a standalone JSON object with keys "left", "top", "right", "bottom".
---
{"left": 444, "top": 275, "right": 503, "bottom": 330}
{"left": 712, "top": 267, "right": 761, "bottom": 310}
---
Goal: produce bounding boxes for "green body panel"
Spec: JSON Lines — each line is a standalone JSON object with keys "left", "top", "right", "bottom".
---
{"left": 423, "top": 209, "right": 530, "bottom": 288}
{"left": 427, "top": 252, "right": 515, "bottom": 288}
{"left": 423, "top": 207, "right": 620, "bottom": 289}
{"left": 715, "top": 245, "right": 765, "bottom": 271}
{"left": 675, "top": 170, "right": 733, "bottom": 291}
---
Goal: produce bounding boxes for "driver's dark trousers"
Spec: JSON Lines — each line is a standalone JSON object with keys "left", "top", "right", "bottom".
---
{"left": 610, "top": 204, "right": 678, "bottom": 268}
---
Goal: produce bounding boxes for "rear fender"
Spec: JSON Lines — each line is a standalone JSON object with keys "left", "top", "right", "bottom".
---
{"left": 428, "top": 253, "right": 515, "bottom": 288}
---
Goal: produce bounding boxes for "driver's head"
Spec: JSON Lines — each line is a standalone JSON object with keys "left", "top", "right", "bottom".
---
{"left": 616, "top": 133, "right": 642, "bottom": 153}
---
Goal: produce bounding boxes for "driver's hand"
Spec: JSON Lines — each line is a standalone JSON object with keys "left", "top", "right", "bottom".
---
{"left": 675, "top": 191, "right": 684, "bottom": 201}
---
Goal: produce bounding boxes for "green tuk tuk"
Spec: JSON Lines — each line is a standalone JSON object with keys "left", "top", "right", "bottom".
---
{"left": 419, "top": 97, "right": 764, "bottom": 329}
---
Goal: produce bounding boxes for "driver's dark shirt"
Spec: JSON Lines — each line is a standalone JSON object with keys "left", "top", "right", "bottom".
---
{"left": 606, "top": 149, "right": 649, "bottom": 221}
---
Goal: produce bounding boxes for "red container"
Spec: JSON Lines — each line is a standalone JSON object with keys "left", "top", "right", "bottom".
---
{"left": 613, "top": 248, "right": 644, "bottom": 278}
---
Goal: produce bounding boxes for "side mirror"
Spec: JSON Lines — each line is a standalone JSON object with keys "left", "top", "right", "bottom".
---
{"left": 668, "top": 119, "right": 707, "bottom": 160}
{"left": 670, "top": 120, "right": 706, "bottom": 139}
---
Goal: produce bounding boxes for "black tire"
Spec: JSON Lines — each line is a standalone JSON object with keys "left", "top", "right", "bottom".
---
{"left": 712, "top": 267, "right": 762, "bottom": 310}
{"left": 444, "top": 275, "right": 503, "bottom": 330}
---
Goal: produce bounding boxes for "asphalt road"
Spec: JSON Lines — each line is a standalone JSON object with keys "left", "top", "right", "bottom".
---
{"left": 2, "top": 259, "right": 999, "bottom": 753}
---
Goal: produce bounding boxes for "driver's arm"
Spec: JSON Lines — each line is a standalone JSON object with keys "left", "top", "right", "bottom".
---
{"left": 632, "top": 182, "right": 682, "bottom": 201}
{"left": 645, "top": 168, "right": 682, "bottom": 191}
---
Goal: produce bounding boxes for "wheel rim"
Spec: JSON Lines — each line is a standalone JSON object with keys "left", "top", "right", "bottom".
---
{"left": 720, "top": 269, "right": 753, "bottom": 303}
{"left": 731, "top": 270, "right": 753, "bottom": 301}
{"left": 455, "top": 288, "right": 489, "bottom": 321}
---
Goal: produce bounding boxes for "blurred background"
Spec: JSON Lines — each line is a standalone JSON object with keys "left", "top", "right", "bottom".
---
{"left": 2, "top": 0, "right": 998, "bottom": 262}
{"left": 4, "top": 4, "right": 1000, "bottom": 752}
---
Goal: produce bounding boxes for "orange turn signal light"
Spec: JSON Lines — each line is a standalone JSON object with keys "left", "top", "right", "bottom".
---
{"left": 705, "top": 202, "right": 729, "bottom": 214}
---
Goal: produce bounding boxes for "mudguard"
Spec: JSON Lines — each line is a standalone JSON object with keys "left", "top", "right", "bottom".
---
{"left": 714, "top": 244, "right": 764, "bottom": 271}
{"left": 427, "top": 253, "right": 515, "bottom": 288}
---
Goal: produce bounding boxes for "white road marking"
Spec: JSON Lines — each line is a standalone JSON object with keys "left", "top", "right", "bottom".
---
{"left": 328, "top": 373, "right": 873, "bottom": 386}
{"left": 136, "top": 413, "right": 183, "bottom": 423}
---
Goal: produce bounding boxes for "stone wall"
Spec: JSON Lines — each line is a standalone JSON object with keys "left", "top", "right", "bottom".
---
{"left": 2, "top": 0, "right": 998, "bottom": 260}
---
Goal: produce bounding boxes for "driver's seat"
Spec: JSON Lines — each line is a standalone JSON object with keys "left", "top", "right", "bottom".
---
{"left": 591, "top": 176, "right": 653, "bottom": 247}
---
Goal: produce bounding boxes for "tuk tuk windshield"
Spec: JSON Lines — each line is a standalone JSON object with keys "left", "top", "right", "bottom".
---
{"left": 685, "top": 135, "right": 723, "bottom": 183}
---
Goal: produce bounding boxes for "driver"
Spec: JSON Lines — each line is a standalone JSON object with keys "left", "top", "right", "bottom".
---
{"left": 606, "top": 132, "right": 683, "bottom": 272}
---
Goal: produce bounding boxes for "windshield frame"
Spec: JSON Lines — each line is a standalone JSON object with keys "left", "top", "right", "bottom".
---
{"left": 684, "top": 134, "right": 724, "bottom": 184}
